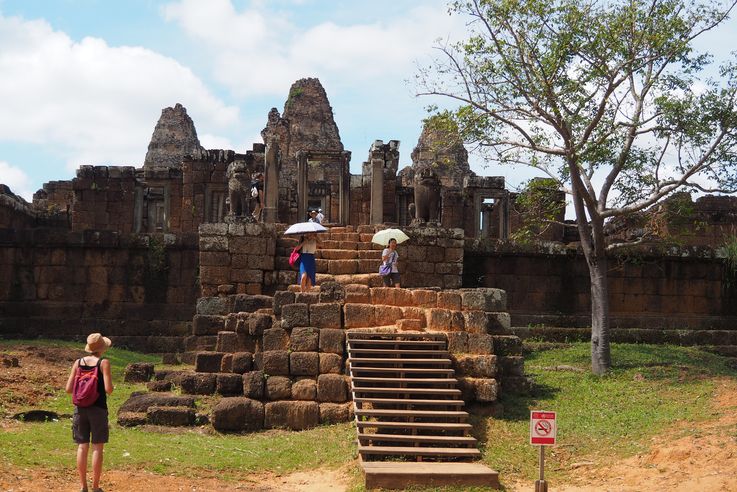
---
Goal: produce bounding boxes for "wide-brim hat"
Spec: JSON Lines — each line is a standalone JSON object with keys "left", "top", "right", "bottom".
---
{"left": 85, "top": 333, "right": 112, "bottom": 353}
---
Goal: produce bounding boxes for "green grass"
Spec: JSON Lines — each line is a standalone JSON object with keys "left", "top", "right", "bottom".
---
{"left": 479, "top": 342, "right": 736, "bottom": 486}
{"left": 1, "top": 339, "right": 735, "bottom": 490}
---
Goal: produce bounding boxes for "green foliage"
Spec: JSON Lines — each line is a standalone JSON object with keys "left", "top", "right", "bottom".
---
{"left": 510, "top": 178, "right": 566, "bottom": 242}
{"left": 286, "top": 86, "right": 304, "bottom": 110}
{"left": 721, "top": 234, "right": 737, "bottom": 288}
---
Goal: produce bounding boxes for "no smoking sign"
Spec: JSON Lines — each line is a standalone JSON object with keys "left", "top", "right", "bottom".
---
{"left": 530, "top": 411, "right": 557, "bottom": 445}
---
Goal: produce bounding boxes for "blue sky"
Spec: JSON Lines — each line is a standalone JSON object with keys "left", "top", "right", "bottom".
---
{"left": 0, "top": 0, "right": 735, "bottom": 203}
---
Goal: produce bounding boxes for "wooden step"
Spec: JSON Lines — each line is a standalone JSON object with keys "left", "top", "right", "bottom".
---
{"left": 361, "top": 461, "right": 500, "bottom": 490}
{"left": 347, "top": 332, "right": 447, "bottom": 340}
{"left": 348, "top": 357, "right": 452, "bottom": 365}
{"left": 352, "top": 387, "right": 462, "bottom": 396}
{"left": 356, "top": 421, "right": 473, "bottom": 432}
{"left": 354, "top": 397, "right": 465, "bottom": 407}
{"left": 349, "top": 366, "right": 455, "bottom": 375}
{"left": 351, "top": 376, "right": 458, "bottom": 386}
{"left": 357, "top": 434, "right": 477, "bottom": 446}
{"left": 358, "top": 445, "right": 481, "bottom": 458}
{"left": 355, "top": 409, "right": 469, "bottom": 419}
{"left": 348, "top": 348, "right": 450, "bottom": 356}
{"left": 348, "top": 339, "right": 446, "bottom": 347}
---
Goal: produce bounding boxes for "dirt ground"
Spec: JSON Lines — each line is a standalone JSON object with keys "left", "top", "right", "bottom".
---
{"left": 2, "top": 345, "right": 737, "bottom": 491}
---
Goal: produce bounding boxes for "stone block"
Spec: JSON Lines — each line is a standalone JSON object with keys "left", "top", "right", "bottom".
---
{"left": 119, "top": 392, "right": 196, "bottom": 413}
{"left": 453, "top": 354, "right": 497, "bottom": 378}
{"left": 400, "top": 306, "right": 427, "bottom": 325}
{"left": 233, "top": 294, "right": 273, "bottom": 313}
{"left": 446, "top": 332, "right": 468, "bottom": 353}
{"left": 344, "top": 303, "right": 375, "bottom": 328}
{"left": 291, "top": 378, "right": 317, "bottom": 400}
{"left": 273, "top": 290, "right": 295, "bottom": 316}
{"left": 265, "top": 376, "right": 292, "bottom": 400}
{"left": 179, "top": 373, "right": 217, "bottom": 395}
{"left": 231, "top": 352, "right": 253, "bottom": 374}
{"left": 261, "top": 350, "right": 289, "bottom": 376}
{"left": 460, "top": 288, "right": 507, "bottom": 311}
{"left": 438, "top": 290, "right": 462, "bottom": 311}
{"left": 319, "top": 402, "right": 351, "bottom": 424}
{"left": 317, "top": 374, "right": 347, "bottom": 402}
{"left": 493, "top": 335, "right": 523, "bottom": 356}
{"left": 281, "top": 303, "right": 309, "bottom": 329}
{"left": 309, "top": 303, "right": 342, "bottom": 328}
{"left": 319, "top": 353, "right": 343, "bottom": 374}
{"left": 264, "top": 401, "right": 319, "bottom": 430}
{"left": 216, "top": 331, "right": 239, "bottom": 353}
{"left": 195, "top": 352, "right": 225, "bottom": 373}
{"left": 463, "top": 311, "right": 510, "bottom": 334}
{"left": 117, "top": 412, "right": 147, "bottom": 427}
{"left": 193, "top": 315, "right": 224, "bottom": 336}
{"left": 263, "top": 328, "right": 290, "bottom": 351}
{"left": 427, "top": 308, "right": 452, "bottom": 331}
{"left": 458, "top": 378, "right": 498, "bottom": 403}
{"left": 242, "top": 370, "right": 265, "bottom": 399}
{"left": 318, "top": 281, "right": 346, "bottom": 303}
{"left": 211, "top": 397, "right": 264, "bottom": 432}
{"left": 249, "top": 314, "right": 273, "bottom": 335}
{"left": 290, "top": 327, "right": 319, "bottom": 352}
{"left": 499, "top": 356, "right": 525, "bottom": 377}
{"left": 217, "top": 373, "right": 244, "bottom": 396}
{"left": 374, "top": 305, "right": 404, "bottom": 326}
{"left": 196, "top": 296, "right": 233, "bottom": 316}
{"left": 397, "top": 319, "right": 423, "bottom": 331}
{"left": 467, "top": 334, "right": 494, "bottom": 355}
{"left": 411, "top": 289, "right": 438, "bottom": 308}
{"left": 124, "top": 362, "right": 155, "bottom": 383}
{"left": 487, "top": 312, "right": 511, "bottom": 334}
{"left": 450, "top": 311, "right": 465, "bottom": 331}
{"left": 295, "top": 292, "right": 320, "bottom": 305}
{"left": 344, "top": 284, "right": 370, "bottom": 303}
{"left": 221, "top": 354, "right": 233, "bottom": 373}
{"left": 146, "top": 380, "right": 172, "bottom": 392}
{"left": 319, "top": 329, "right": 345, "bottom": 355}
{"left": 147, "top": 406, "right": 196, "bottom": 426}
{"left": 290, "top": 351, "right": 319, "bottom": 376}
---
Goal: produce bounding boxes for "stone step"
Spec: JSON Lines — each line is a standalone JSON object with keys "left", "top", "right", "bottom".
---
{"left": 351, "top": 377, "right": 458, "bottom": 387}
{"left": 354, "top": 409, "right": 469, "bottom": 420}
{"left": 349, "top": 366, "right": 455, "bottom": 375}
{"left": 348, "top": 348, "right": 451, "bottom": 357}
{"left": 348, "top": 357, "right": 452, "bottom": 366}
{"left": 355, "top": 421, "right": 472, "bottom": 432}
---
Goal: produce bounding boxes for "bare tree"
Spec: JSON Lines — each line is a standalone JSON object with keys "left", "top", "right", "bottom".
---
{"left": 417, "top": 0, "right": 737, "bottom": 374}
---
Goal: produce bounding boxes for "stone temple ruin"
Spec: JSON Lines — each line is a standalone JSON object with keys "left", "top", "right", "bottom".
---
{"left": 2, "top": 77, "right": 737, "bottom": 488}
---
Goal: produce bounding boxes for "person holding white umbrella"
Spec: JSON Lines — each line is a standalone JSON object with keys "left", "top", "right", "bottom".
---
{"left": 296, "top": 232, "right": 321, "bottom": 292}
{"left": 372, "top": 228, "right": 409, "bottom": 288}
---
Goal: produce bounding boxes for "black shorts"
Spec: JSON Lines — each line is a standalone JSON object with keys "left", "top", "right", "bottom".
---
{"left": 72, "top": 406, "right": 109, "bottom": 444}
{"left": 382, "top": 272, "right": 401, "bottom": 286}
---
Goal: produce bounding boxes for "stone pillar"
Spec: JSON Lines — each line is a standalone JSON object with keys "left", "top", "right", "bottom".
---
{"left": 263, "top": 142, "right": 279, "bottom": 223}
{"left": 499, "top": 193, "right": 510, "bottom": 240}
{"left": 340, "top": 151, "right": 351, "bottom": 225}
{"left": 370, "top": 143, "right": 384, "bottom": 225}
{"left": 296, "top": 151, "right": 308, "bottom": 223}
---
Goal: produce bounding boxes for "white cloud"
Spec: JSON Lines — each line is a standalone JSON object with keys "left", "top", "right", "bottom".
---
{"left": 0, "top": 14, "right": 240, "bottom": 172}
{"left": 0, "top": 161, "right": 34, "bottom": 200}
{"left": 199, "top": 133, "right": 235, "bottom": 150}
{"left": 162, "top": 1, "right": 467, "bottom": 97}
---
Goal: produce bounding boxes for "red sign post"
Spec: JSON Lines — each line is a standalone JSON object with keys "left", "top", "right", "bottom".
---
{"left": 530, "top": 411, "right": 557, "bottom": 492}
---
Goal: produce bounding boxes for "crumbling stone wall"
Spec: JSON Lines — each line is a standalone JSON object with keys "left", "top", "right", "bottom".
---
{"left": 402, "top": 227, "right": 464, "bottom": 289}
{"left": 0, "top": 229, "right": 199, "bottom": 352}
{"left": 464, "top": 241, "right": 737, "bottom": 338}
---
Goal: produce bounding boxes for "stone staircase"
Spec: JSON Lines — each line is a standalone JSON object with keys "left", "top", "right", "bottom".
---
{"left": 276, "top": 225, "right": 386, "bottom": 287}
{"left": 347, "top": 331, "right": 500, "bottom": 489}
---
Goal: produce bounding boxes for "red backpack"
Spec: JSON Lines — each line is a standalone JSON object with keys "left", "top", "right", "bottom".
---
{"left": 72, "top": 358, "right": 101, "bottom": 407}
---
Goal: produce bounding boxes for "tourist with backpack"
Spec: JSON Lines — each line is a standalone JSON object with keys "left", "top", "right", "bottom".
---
{"left": 65, "top": 333, "right": 114, "bottom": 492}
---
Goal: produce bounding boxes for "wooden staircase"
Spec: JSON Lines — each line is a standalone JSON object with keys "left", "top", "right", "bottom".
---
{"left": 347, "top": 331, "right": 500, "bottom": 489}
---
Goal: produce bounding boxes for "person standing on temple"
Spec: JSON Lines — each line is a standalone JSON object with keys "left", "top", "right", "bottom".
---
{"left": 251, "top": 173, "right": 264, "bottom": 221}
{"left": 316, "top": 208, "right": 324, "bottom": 224}
{"left": 296, "top": 232, "right": 320, "bottom": 292}
{"left": 381, "top": 238, "right": 401, "bottom": 288}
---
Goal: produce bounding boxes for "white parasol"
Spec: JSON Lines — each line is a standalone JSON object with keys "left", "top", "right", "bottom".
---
{"left": 283, "top": 221, "right": 328, "bottom": 235}
{"left": 371, "top": 228, "right": 410, "bottom": 246}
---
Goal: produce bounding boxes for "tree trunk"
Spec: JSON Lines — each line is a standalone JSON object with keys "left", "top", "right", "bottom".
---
{"left": 587, "top": 254, "right": 611, "bottom": 374}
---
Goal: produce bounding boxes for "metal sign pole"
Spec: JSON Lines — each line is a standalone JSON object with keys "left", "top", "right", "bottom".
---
{"left": 535, "top": 446, "right": 547, "bottom": 492}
